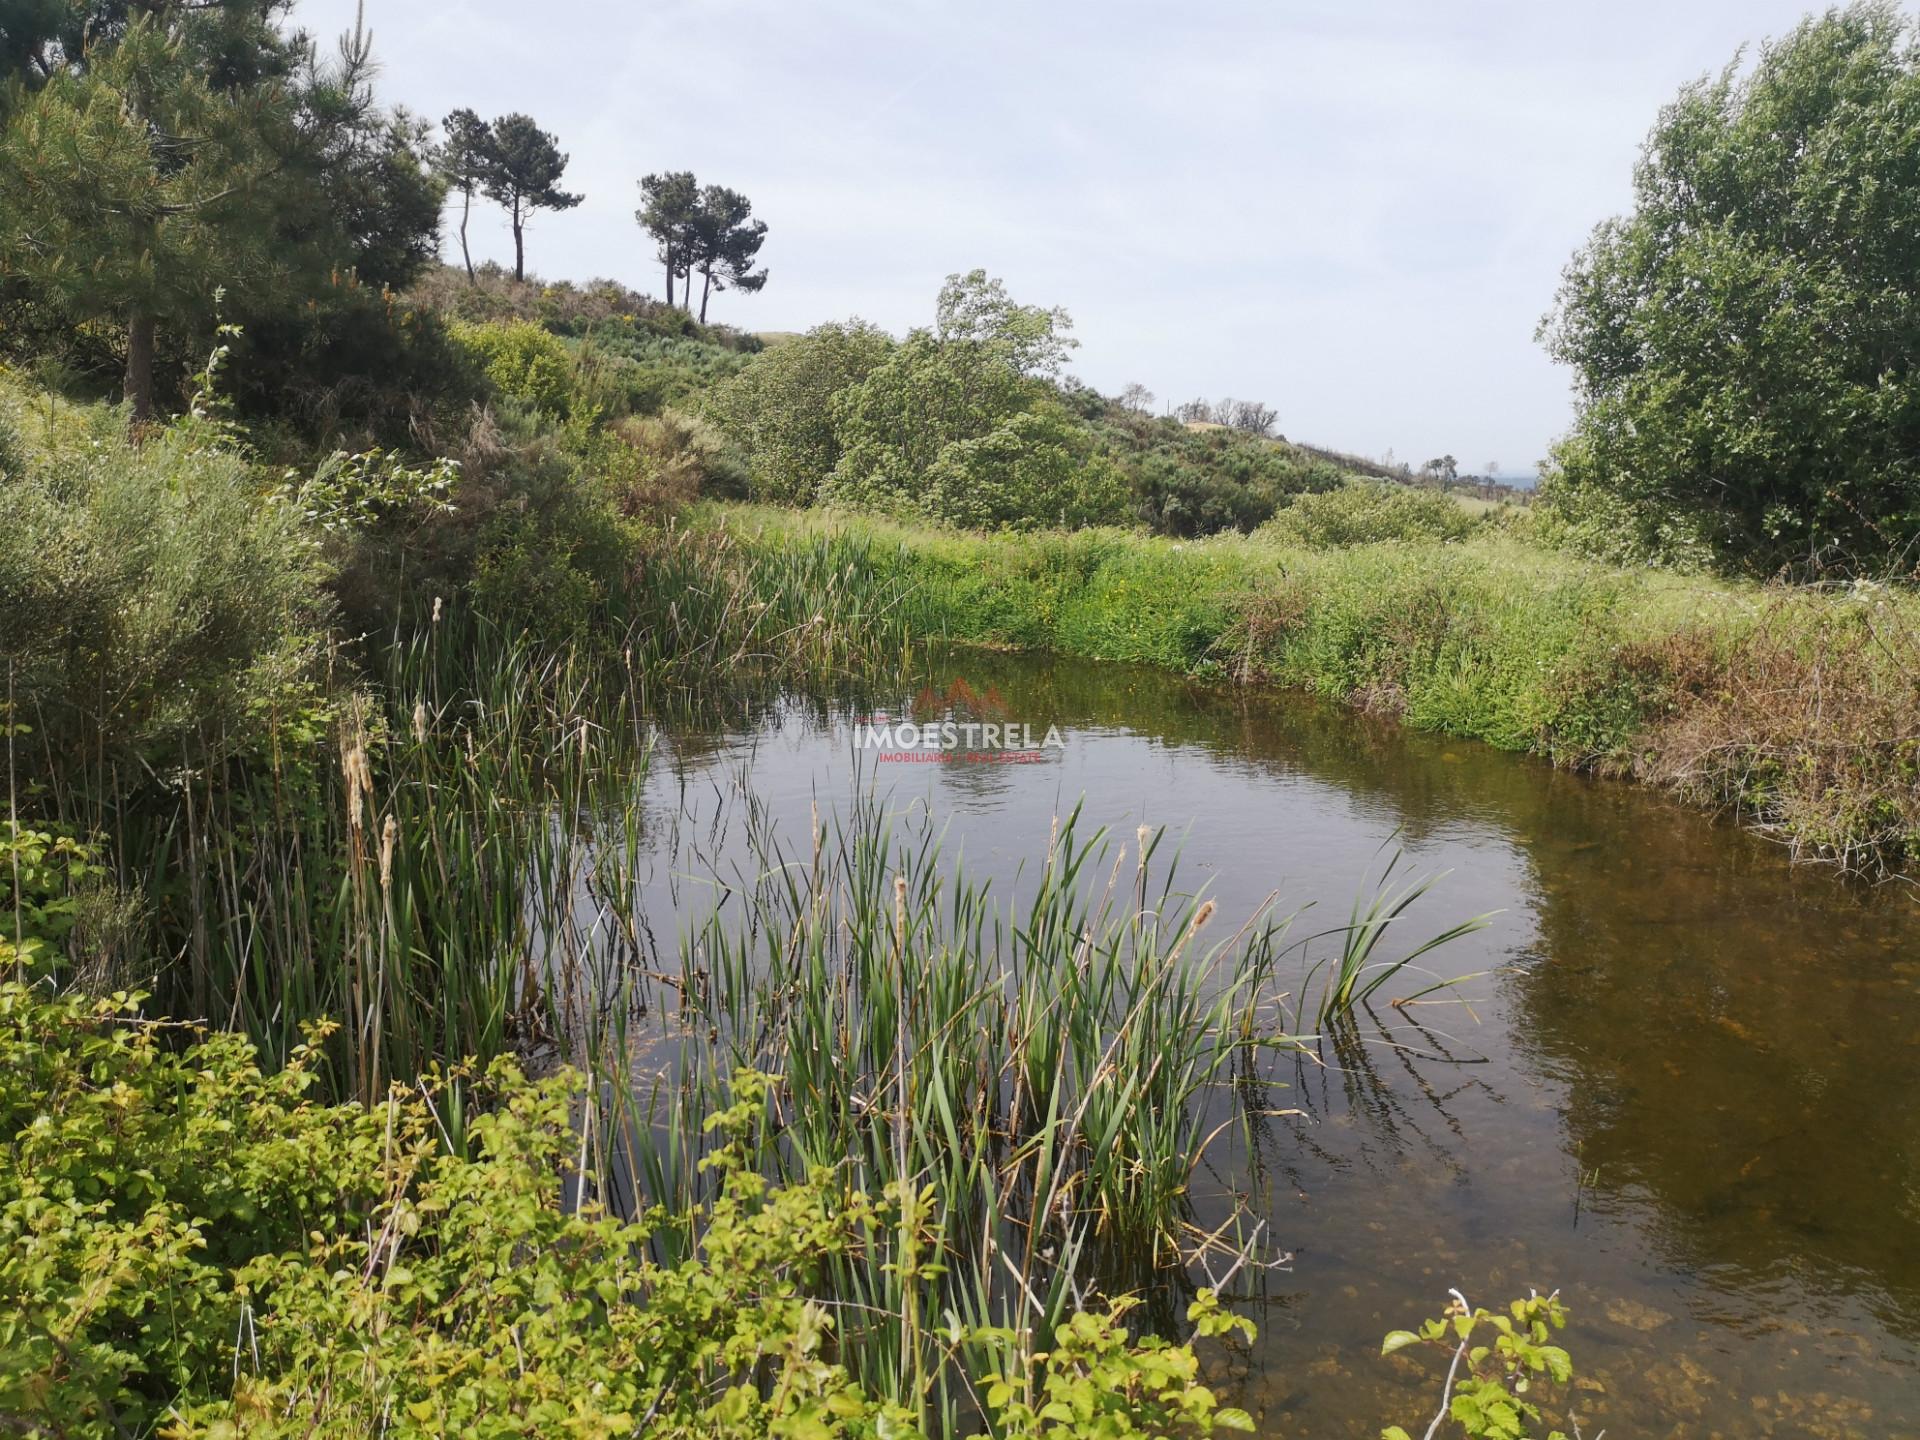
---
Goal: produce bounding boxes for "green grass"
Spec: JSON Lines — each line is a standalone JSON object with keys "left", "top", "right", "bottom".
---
{"left": 706, "top": 504, "right": 1920, "bottom": 874}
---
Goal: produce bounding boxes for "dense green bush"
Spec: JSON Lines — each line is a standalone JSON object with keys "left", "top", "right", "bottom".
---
{"left": 702, "top": 321, "right": 896, "bottom": 503}
{"left": 572, "top": 328, "right": 756, "bottom": 418}
{"left": 1541, "top": 3, "right": 1920, "bottom": 576}
{"left": 1103, "top": 418, "right": 1346, "bottom": 537}
{"left": 448, "top": 318, "right": 576, "bottom": 415}
{"left": 0, "top": 406, "right": 332, "bottom": 783}
{"left": 0, "top": 985, "right": 1255, "bottom": 1439}
{"left": 1261, "top": 482, "right": 1484, "bottom": 548}
{"left": 922, "top": 405, "right": 1128, "bottom": 530}
{"left": 810, "top": 277, "right": 1134, "bottom": 531}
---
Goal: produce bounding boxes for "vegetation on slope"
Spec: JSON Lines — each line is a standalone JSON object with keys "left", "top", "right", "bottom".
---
{"left": 713, "top": 506, "right": 1920, "bottom": 874}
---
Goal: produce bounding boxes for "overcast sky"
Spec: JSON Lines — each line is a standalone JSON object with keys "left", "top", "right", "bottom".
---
{"left": 296, "top": 0, "right": 1842, "bottom": 475}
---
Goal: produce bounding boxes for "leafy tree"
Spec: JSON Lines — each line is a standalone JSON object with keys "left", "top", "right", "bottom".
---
{"left": 0, "top": 0, "right": 298, "bottom": 93}
{"left": 687, "top": 182, "right": 768, "bottom": 323}
{"left": 636, "top": 169, "right": 699, "bottom": 309}
{"left": 934, "top": 268, "right": 1075, "bottom": 378}
{"left": 437, "top": 107, "right": 492, "bottom": 282}
{"left": 288, "top": 19, "right": 441, "bottom": 291}
{"left": 1541, "top": 1, "right": 1920, "bottom": 574}
{"left": 817, "top": 273, "right": 1124, "bottom": 528}
{"left": 701, "top": 320, "right": 895, "bottom": 503}
{"left": 479, "top": 112, "right": 581, "bottom": 283}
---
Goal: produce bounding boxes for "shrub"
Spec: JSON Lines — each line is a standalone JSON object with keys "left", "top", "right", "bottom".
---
{"left": 920, "top": 405, "right": 1129, "bottom": 530}
{"left": 572, "top": 329, "right": 756, "bottom": 418}
{"left": 609, "top": 409, "right": 749, "bottom": 512}
{"left": 701, "top": 321, "right": 896, "bottom": 503}
{"left": 1092, "top": 411, "right": 1345, "bottom": 537}
{"left": 0, "top": 415, "right": 332, "bottom": 784}
{"left": 448, "top": 318, "right": 576, "bottom": 415}
{"left": 1262, "top": 482, "right": 1484, "bottom": 548}
{"left": 228, "top": 279, "right": 484, "bottom": 451}
{"left": 0, "top": 986, "right": 1255, "bottom": 1439}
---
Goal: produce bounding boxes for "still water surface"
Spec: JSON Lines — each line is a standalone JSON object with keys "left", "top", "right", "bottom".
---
{"left": 624, "top": 650, "right": 1919, "bottom": 1438}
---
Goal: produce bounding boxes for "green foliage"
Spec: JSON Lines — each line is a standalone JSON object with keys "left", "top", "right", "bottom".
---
{"left": 684, "top": 183, "right": 770, "bottom": 323}
{"left": 470, "top": 506, "right": 610, "bottom": 635}
{"left": 933, "top": 268, "right": 1076, "bottom": 378}
{"left": 1262, "top": 483, "right": 1484, "bottom": 548}
{"left": 1541, "top": 1, "right": 1920, "bottom": 575}
{"left": 0, "top": 7, "right": 443, "bottom": 425}
{"left": 449, "top": 318, "right": 576, "bottom": 414}
{"left": 816, "top": 276, "right": 1125, "bottom": 530}
{"left": 0, "top": 402, "right": 332, "bottom": 782}
{"left": 702, "top": 321, "right": 897, "bottom": 503}
{"left": 276, "top": 447, "right": 459, "bottom": 534}
{"left": 0, "top": 822, "right": 105, "bottom": 979}
{"left": 570, "top": 326, "right": 757, "bottom": 418}
{"left": 921, "top": 404, "right": 1129, "bottom": 530}
{"left": 979, "top": 1292, "right": 1255, "bottom": 1439}
{"left": 0, "top": 985, "right": 1260, "bottom": 1439}
{"left": 1381, "top": 1292, "right": 1578, "bottom": 1440}
{"left": 0, "top": 989, "right": 896, "bottom": 1437}
{"left": 478, "top": 112, "right": 583, "bottom": 282}
{"left": 0, "top": 16, "right": 283, "bottom": 413}
{"left": 1094, "top": 412, "right": 1346, "bottom": 537}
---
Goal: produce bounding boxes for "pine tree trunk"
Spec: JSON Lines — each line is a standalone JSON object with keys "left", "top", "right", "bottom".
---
{"left": 699, "top": 267, "right": 713, "bottom": 323}
{"left": 665, "top": 247, "right": 676, "bottom": 307}
{"left": 512, "top": 202, "right": 526, "bottom": 282}
{"left": 124, "top": 307, "right": 156, "bottom": 426}
{"left": 459, "top": 187, "right": 475, "bottom": 283}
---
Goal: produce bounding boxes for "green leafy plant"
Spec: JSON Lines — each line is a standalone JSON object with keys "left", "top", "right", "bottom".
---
{"left": 1381, "top": 1291, "right": 1584, "bottom": 1440}
{"left": 978, "top": 1291, "right": 1255, "bottom": 1438}
{"left": 278, "top": 447, "right": 460, "bottom": 533}
{"left": 449, "top": 317, "right": 578, "bottom": 414}
{"left": 1263, "top": 483, "right": 1484, "bottom": 549}
{"left": 0, "top": 822, "right": 103, "bottom": 979}
{"left": 0, "top": 985, "right": 1270, "bottom": 1439}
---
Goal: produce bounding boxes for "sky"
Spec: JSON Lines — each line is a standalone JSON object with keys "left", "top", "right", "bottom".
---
{"left": 295, "top": 0, "right": 1845, "bottom": 476}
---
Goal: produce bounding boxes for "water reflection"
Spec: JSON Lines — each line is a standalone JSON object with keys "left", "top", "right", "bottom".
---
{"left": 629, "top": 649, "right": 1919, "bottom": 1437}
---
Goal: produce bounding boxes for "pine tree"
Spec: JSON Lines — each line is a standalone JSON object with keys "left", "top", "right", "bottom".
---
{"left": 0, "top": 16, "right": 283, "bottom": 420}
{"left": 437, "top": 108, "right": 493, "bottom": 283}
{"left": 636, "top": 170, "right": 699, "bottom": 309}
{"left": 687, "top": 184, "right": 767, "bottom": 323}
{"left": 480, "top": 113, "right": 581, "bottom": 283}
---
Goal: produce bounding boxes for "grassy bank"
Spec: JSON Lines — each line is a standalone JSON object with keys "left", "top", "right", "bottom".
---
{"left": 712, "top": 505, "right": 1920, "bottom": 875}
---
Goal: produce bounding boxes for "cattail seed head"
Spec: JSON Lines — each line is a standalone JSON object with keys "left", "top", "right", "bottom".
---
{"left": 379, "top": 815, "right": 398, "bottom": 893}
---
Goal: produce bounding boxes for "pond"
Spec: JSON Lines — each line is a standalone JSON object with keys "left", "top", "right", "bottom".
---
{"left": 616, "top": 648, "right": 1920, "bottom": 1438}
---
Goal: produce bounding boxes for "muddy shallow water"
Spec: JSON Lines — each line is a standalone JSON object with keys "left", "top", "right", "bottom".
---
{"left": 620, "top": 650, "right": 1920, "bottom": 1438}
